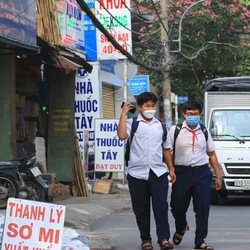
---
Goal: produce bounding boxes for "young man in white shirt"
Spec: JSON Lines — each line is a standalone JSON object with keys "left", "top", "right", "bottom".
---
{"left": 169, "top": 100, "right": 222, "bottom": 250}
{"left": 117, "top": 92, "right": 176, "bottom": 250}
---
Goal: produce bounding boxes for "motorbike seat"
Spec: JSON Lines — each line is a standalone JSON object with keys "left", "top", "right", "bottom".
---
{"left": 0, "top": 161, "right": 21, "bottom": 169}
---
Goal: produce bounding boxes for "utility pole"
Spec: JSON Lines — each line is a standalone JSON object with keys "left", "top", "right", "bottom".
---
{"left": 123, "top": 59, "right": 128, "bottom": 102}
{"left": 160, "top": 0, "right": 172, "bottom": 127}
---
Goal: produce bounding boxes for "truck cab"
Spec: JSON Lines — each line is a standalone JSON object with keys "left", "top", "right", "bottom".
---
{"left": 204, "top": 77, "right": 250, "bottom": 204}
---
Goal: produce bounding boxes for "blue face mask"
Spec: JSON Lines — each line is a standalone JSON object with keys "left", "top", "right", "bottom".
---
{"left": 186, "top": 116, "right": 200, "bottom": 126}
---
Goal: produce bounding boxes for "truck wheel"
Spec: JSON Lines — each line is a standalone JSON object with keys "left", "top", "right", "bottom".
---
{"left": 210, "top": 189, "right": 219, "bottom": 205}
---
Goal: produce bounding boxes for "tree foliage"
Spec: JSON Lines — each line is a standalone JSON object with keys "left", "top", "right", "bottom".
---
{"left": 133, "top": 0, "right": 250, "bottom": 100}
{"left": 236, "top": 47, "right": 250, "bottom": 75}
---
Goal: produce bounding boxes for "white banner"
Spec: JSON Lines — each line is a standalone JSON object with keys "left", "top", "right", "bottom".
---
{"left": 75, "top": 62, "right": 101, "bottom": 155}
{"left": 95, "top": 0, "right": 132, "bottom": 60}
{"left": 94, "top": 119, "right": 125, "bottom": 172}
{"left": 1, "top": 198, "right": 66, "bottom": 250}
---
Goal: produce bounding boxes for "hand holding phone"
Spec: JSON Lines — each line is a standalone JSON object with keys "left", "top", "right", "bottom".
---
{"left": 121, "top": 102, "right": 136, "bottom": 114}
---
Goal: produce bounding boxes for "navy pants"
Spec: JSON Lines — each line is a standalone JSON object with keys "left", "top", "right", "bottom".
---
{"left": 127, "top": 169, "right": 170, "bottom": 243}
{"left": 170, "top": 165, "right": 212, "bottom": 247}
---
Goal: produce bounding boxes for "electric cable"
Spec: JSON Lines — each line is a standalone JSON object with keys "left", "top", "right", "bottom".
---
{"left": 130, "top": 0, "right": 155, "bottom": 36}
{"left": 149, "top": 0, "right": 168, "bottom": 35}
{"left": 76, "top": 0, "right": 166, "bottom": 72}
{"left": 78, "top": 0, "right": 247, "bottom": 71}
{"left": 94, "top": 0, "right": 201, "bottom": 65}
{"left": 93, "top": 0, "right": 168, "bottom": 58}
{"left": 95, "top": 0, "right": 160, "bottom": 38}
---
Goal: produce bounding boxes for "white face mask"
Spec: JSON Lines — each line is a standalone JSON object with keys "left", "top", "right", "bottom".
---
{"left": 142, "top": 110, "right": 156, "bottom": 119}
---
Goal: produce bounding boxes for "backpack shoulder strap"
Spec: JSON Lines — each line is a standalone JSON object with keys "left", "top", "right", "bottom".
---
{"left": 173, "top": 123, "right": 183, "bottom": 163}
{"left": 131, "top": 117, "right": 139, "bottom": 138}
{"left": 125, "top": 117, "right": 139, "bottom": 166}
{"left": 174, "top": 123, "right": 208, "bottom": 142}
{"left": 174, "top": 123, "right": 182, "bottom": 142}
{"left": 158, "top": 120, "right": 167, "bottom": 142}
{"left": 200, "top": 123, "right": 208, "bottom": 141}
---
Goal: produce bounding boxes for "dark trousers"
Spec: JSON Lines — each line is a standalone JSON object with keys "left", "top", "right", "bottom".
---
{"left": 170, "top": 165, "right": 212, "bottom": 246}
{"left": 127, "top": 170, "right": 170, "bottom": 243}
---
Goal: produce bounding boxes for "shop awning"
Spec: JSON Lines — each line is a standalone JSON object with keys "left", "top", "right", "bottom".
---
{"left": 36, "top": 36, "right": 93, "bottom": 74}
{"left": 0, "top": 35, "right": 40, "bottom": 54}
{"left": 55, "top": 55, "right": 89, "bottom": 74}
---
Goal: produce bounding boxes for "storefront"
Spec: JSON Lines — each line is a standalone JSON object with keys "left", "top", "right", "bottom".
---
{"left": 0, "top": 0, "right": 93, "bottom": 184}
{"left": 0, "top": 0, "right": 40, "bottom": 161}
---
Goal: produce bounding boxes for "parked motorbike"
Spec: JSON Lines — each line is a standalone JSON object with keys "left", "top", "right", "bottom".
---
{"left": 17, "top": 154, "right": 50, "bottom": 202}
{"left": 0, "top": 161, "right": 32, "bottom": 209}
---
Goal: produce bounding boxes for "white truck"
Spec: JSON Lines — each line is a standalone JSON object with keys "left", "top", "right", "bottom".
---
{"left": 203, "top": 77, "right": 250, "bottom": 204}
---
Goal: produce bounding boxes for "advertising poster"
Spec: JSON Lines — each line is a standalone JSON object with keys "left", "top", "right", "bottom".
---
{"left": 0, "top": 0, "right": 36, "bottom": 45}
{"left": 56, "top": 0, "right": 85, "bottom": 51}
{"left": 94, "top": 119, "right": 125, "bottom": 172}
{"left": 1, "top": 198, "right": 66, "bottom": 250}
{"left": 95, "top": 0, "right": 132, "bottom": 60}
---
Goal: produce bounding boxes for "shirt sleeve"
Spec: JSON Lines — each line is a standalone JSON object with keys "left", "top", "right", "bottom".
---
{"left": 163, "top": 130, "right": 172, "bottom": 149}
{"left": 168, "top": 125, "right": 176, "bottom": 146}
{"left": 206, "top": 130, "right": 216, "bottom": 152}
{"left": 126, "top": 118, "right": 133, "bottom": 138}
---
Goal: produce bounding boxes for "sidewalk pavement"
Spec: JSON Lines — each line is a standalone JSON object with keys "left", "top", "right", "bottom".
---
{"left": 61, "top": 180, "right": 172, "bottom": 250}
{"left": 58, "top": 181, "right": 131, "bottom": 250}
{"left": 0, "top": 180, "right": 130, "bottom": 250}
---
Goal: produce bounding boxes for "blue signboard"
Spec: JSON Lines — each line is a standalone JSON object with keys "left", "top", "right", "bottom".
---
{"left": 0, "top": 0, "right": 36, "bottom": 46}
{"left": 84, "top": 0, "right": 97, "bottom": 61}
{"left": 100, "top": 60, "right": 116, "bottom": 73}
{"left": 127, "top": 75, "right": 150, "bottom": 96}
{"left": 178, "top": 96, "right": 188, "bottom": 104}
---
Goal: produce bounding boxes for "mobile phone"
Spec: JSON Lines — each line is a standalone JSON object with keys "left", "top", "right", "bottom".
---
{"left": 121, "top": 102, "right": 136, "bottom": 114}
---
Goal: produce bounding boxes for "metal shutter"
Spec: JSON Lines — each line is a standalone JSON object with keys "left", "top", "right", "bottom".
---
{"left": 102, "top": 84, "right": 115, "bottom": 118}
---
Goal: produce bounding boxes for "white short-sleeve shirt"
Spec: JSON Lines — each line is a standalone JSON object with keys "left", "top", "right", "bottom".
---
{"left": 126, "top": 114, "right": 172, "bottom": 180}
{"left": 169, "top": 121, "right": 215, "bottom": 166}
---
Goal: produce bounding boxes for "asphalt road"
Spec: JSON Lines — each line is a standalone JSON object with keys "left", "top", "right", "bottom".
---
{"left": 1, "top": 187, "right": 250, "bottom": 250}
{"left": 92, "top": 195, "right": 250, "bottom": 250}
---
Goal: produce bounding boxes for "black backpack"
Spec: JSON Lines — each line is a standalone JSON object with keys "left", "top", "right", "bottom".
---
{"left": 124, "top": 117, "right": 167, "bottom": 166}
{"left": 173, "top": 123, "right": 208, "bottom": 161}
